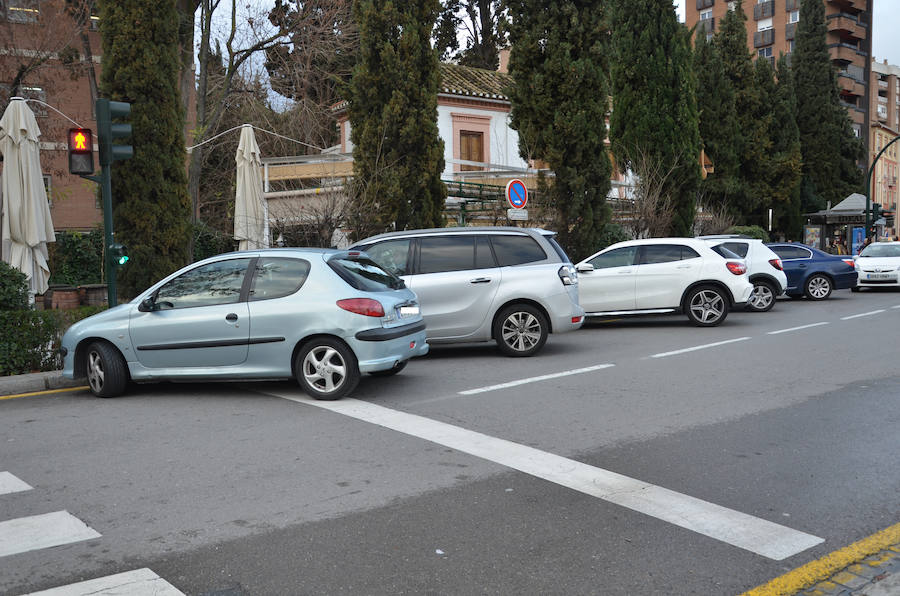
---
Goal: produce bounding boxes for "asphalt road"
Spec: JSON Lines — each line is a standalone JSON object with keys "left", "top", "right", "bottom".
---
{"left": 2, "top": 287, "right": 899, "bottom": 595}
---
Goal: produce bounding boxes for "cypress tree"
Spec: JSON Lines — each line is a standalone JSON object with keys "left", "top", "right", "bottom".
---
{"left": 744, "top": 57, "right": 776, "bottom": 225}
{"left": 770, "top": 55, "right": 803, "bottom": 239}
{"left": 793, "top": 0, "right": 863, "bottom": 211}
{"left": 349, "top": 0, "right": 446, "bottom": 232}
{"left": 694, "top": 34, "right": 741, "bottom": 212}
{"left": 609, "top": 0, "right": 700, "bottom": 236}
{"left": 506, "top": 1, "right": 611, "bottom": 260}
{"left": 99, "top": 0, "right": 191, "bottom": 298}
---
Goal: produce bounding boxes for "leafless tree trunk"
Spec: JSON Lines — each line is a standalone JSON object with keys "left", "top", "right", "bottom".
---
{"left": 619, "top": 146, "right": 682, "bottom": 239}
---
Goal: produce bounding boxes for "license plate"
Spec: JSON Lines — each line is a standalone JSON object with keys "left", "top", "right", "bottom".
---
{"left": 867, "top": 273, "right": 892, "bottom": 280}
{"left": 399, "top": 305, "right": 419, "bottom": 317}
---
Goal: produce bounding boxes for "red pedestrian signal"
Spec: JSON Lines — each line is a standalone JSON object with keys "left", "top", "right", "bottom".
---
{"left": 68, "top": 128, "right": 94, "bottom": 174}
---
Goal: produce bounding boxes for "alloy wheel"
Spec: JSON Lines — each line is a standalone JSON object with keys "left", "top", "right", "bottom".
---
{"left": 302, "top": 346, "right": 347, "bottom": 395}
{"left": 500, "top": 311, "right": 542, "bottom": 353}
{"left": 689, "top": 289, "right": 725, "bottom": 324}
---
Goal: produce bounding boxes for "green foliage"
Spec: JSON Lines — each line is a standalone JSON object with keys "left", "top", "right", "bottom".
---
{"left": 725, "top": 225, "right": 769, "bottom": 241}
{"left": 192, "top": 221, "right": 237, "bottom": 262}
{"left": 597, "top": 223, "right": 631, "bottom": 249}
{"left": 0, "top": 262, "right": 29, "bottom": 311}
{"left": 349, "top": 0, "right": 447, "bottom": 232}
{"left": 48, "top": 229, "right": 104, "bottom": 287}
{"left": 434, "top": 1, "right": 507, "bottom": 69}
{"left": 99, "top": 0, "right": 191, "bottom": 299}
{"left": 609, "top": 0, "right": 699, "bottom": 236}
{"left": 506, "top": 0, "right": 612, "bottom": 261}
{"left": 0, "top": 306, "right": 106, "bottom": 376}
{"left": 770, "top": 55, "right": 803, "bottom": 240}
{"left": 793, "top": 0, "right": 863, "bottom": 211}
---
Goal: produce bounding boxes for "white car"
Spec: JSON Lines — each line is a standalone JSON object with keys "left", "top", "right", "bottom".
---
{"left": 576, "top": 238, "right": 754, "bottom": 326}
{"left": 700, "top": 236, "right": 788, "bottom": 312}
{"left": 853, "top": 241, "right": 900, "bottom": 290}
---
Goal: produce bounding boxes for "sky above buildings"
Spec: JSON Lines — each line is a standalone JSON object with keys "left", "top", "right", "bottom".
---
{"left": 673, "top": 1, "right": 900, "bottom": 65}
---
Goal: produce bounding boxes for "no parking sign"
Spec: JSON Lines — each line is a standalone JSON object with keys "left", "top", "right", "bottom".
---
{"left": 506, "top": 179, "right": 528, "bottom": 209}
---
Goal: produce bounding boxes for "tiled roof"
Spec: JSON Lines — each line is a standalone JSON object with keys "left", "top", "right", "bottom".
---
{"left": 439, "top": 63, "right": 512, "bottom": 101}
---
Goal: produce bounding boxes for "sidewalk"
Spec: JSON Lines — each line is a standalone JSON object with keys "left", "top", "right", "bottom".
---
{"left": 0, "top": 370, "right": 83, "bottom": 397}
{"left": 797, "top": 545, "right": 900, "bottom": 596}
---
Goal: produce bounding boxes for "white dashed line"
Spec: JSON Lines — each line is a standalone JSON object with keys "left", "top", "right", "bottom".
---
{"left": 267, "top": 392, "right": 824, "bottom": 560}
{"left": 0, "top": 472, "right": 32, "bottom": 496}
{"left": 841, "top": 309, "right": 886, "bottom": 320}
{"left": 892, "top": 305, "right": 900, "bottom": 309}
{"left": 458, "top": 364, "right": 615, "bottom": 395}
{"left": 650, "top": 337, "right": 751, "bottom": 359}
{"left": 767, "top": 322, "right": 830, "bottom": 335}
{"left": 22, "top": 568, "right": 184, "bottom": 596}
{"left": 0, "top": 511, "right": 101, "bottom": 558}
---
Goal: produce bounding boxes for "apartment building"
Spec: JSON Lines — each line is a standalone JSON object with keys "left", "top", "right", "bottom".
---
{"left": 870, "top": 59, "right": 899, "bottom": 220}
{"left": 687, "top": 0, "right": 873, "bottom": 146}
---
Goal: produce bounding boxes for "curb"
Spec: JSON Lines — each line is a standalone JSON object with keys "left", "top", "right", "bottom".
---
{"left": 0, "top": 371, "right": 82, "bottom": 397}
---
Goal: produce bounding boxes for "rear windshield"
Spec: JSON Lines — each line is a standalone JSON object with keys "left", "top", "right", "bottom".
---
{"left": 709, "top": 245, "right": 742, "bottom": 259}
{"left": 328, "top": 254, "right": 405, "bottom": 291}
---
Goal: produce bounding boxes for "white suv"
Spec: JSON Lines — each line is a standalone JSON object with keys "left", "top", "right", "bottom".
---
{"left": 351, "top": 227, "right": 584, "bottom": 357}
{"left": 700, "top": 236, "right": 787, "bottom": 312}
{"left": 575, "top": 238, "right": 753, "bottom": 326}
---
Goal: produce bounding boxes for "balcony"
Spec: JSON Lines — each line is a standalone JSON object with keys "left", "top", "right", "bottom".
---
{"left": 754, "top": 29, "right": 775, "bottom": 48}
{"left": 696, "top": 0, "right": 713, "bottom": 9}
{"left": 827, "top": 43, "right": 862, "bottom": 62}
{"left": 754, "top": 1, "right": 774, "bottom": 20}
{"left": 786, "top": 22, "right": 796, "bottom": 41}
{"left": 837, "top": 74, "right": 865, "bottom": 97}
{"left": 785, "top": 0, "right": 799, "bottom": 10}
{"left": 827, "top": 14, "right": 867, "bottom": 41}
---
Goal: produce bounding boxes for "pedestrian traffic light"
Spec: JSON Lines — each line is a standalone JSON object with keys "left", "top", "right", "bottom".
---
{"left": 872, "top": 203, "right": 883, "bottom": 223}
{"left": 108, "top": 242, "right": 128, "bottom": 266}
{"left": 67, "top": 128, "right": 94, "bottom": 175}
{"left": 96, "top": 98, "right": 133, "bottom": 166}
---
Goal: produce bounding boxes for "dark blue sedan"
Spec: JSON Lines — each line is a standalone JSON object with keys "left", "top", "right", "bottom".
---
{"left": 765, "top": 243, "right": 858, "bottom": 300}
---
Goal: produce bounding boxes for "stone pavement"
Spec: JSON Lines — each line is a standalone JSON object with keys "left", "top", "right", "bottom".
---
{"left": 799, "top": 545, "right": 900, "bottom": 595}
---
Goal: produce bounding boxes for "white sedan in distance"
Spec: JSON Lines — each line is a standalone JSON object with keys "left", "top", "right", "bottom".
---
{"left": 853, "top": 241, "right": 900, "bottom": 291}
{"left": 576, "top": 238, "right": 754, "bottom": 326}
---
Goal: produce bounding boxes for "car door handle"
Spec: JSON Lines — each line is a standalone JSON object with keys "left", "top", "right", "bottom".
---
{"left": 225, "top": 313, "right": 239, "bottom": 322}
{"left": 676, "top": 264, "right": 692, "bottom": 269}
{"left": 618, "top": 270, "right": 632, "bottom": 274}
{"left": 469, "top": 277, "right": 492, "bottom": 284}
{"left": 797, "top": 264, "right": 807, "bottom": 269}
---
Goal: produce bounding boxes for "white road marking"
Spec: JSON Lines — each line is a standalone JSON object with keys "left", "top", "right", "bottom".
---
{"left": 841, "top": 309, "right": 886, "bottom": 320}
{"left": 650, "top": 337, "right": 751, "bottom": 359}
{"left": 0, "top": 472, "right": 32, "bottom": 496}
{"left": 767, "top": 322, "right": 830, "bottom": 335}
{"left": 458, "top": 364, "right": 615, "bottom": 395}
{"left": 891, "top": 305, "right": 900, "bottom": 309}
{"left": 269, "top": 392, "right": 824, "bottom": 560}
{"left": 0, "top": 511, "right": 101, "bottom": 558}
{"left": 22, "top": 568, "right": 184, "bottom": 596}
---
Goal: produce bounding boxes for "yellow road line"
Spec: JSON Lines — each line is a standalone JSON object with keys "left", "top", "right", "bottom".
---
{"left": 742, "top": 521, "right": 900, "bottom": 596}
{"left": 0, "top": 386, "right": 89, "bottom": 400}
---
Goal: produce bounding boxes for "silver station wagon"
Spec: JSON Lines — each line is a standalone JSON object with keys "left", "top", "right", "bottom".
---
{"left": 60, "top": 249, "right": 429, "bottom": 400}
{"left": 352, "top": 227, "right": 584, "bottom": 357}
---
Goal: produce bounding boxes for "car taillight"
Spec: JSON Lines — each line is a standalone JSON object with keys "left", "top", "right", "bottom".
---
{"left": 842, "top": 259, "right": 855, "bottom": 268}
{"left": 768, "top": 258, "right": 783, "bottom": 271}
{"left": 558, "top": 265, "right": 578, "bottom": 286}
{"left": 337, "top": 298, "right": 385, "bottom": 317}
{"left": 726, "top": 261, "right": 746, "bottom": 275}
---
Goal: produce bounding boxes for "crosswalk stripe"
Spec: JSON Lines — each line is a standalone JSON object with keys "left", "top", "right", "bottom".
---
{"left": 0, "top": 472, "right": 32, "bottom": 496}
{"left": 270, "top": 392, "right": 824, "bottom": 561}
{"left": 0, "top": 511, "right": 100, "bottom": 558}
{"left": 21, "top": 568, "right": 184, "bottom": 596}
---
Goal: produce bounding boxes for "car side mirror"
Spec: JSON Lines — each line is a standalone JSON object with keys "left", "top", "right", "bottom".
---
{"left": 576, "top": 263, "right": 594, "bottom": 273}
{"left": 139, "top": 296, "right": 157, "bottom": 312}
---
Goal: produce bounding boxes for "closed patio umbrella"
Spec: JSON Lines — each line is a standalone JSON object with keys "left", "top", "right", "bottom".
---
{"left": 234, "top": 124, "right": 267, "bottom": 250}
{"left": 0, "top": 97, "right": 54, "bottom": 297}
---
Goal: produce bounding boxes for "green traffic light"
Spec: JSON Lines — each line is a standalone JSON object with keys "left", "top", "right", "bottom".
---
{"left": 118, "top": 255, "right": 129, "bottom": 266}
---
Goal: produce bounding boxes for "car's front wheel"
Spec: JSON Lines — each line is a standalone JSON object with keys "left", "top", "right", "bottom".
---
{"left": 84, "top": 341, "right": 128, "bottom": 398}
{"left": 804, "top": 274, "right": 833, "bottom": 300}
{"left": 493, "top": 304, "right": 548, "bottom": 357}
{"left": 747, "top": 280, "right": 777, "bottom": 312}
{"left": 295, "top": 338, "right": 359, "bottom": 400}
{"left": 685, "top": 286, "right": 729, "bottom": 327}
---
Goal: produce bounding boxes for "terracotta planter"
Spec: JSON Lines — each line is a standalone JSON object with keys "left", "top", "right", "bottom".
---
{"left": 51, "top": 287, "right": 80, "bottom": 310}
{"left": 78, "top": 284, "right": 108, "bottom": 306}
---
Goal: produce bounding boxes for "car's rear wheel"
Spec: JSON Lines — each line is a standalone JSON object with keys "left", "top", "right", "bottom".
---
{"left": 804, "top": 274, "right": 833, "bottom": 300}
{"left": 295, "top": 338, "right": 359, "bottom": 400}
{"left": 746, "top": 280, "right": 777, "bottom": 312}
{"left": 85, "top": 341, "right": 128, "bottom": 398}
{"left": 368, "top": 361, "right": 407, "bottom": 377}
{"left": 493, "top": 304, "right": 548, "bottom": 357}
{"left": 685, "top": 286, "right": 729, "bottom": 327}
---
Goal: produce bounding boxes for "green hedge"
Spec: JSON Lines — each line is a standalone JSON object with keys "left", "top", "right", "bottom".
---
{"left": 48, "top": 229, "right": 104, "bottom": 287}
{"left": 0, "top": 306, "right": 106, "bottom": 376}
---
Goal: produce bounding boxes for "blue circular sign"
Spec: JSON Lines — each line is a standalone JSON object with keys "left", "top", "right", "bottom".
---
{"left": 506, "top": 179, "right": 528, "bottom": 209}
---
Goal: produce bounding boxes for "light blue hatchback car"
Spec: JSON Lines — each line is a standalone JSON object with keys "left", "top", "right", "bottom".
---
{"left": 60, "top": 249, "right": 428, "bottom": 400}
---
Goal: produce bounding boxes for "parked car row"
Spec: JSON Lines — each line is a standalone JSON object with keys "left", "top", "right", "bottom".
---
{"left": 60, "top": 229, "right": 887, "bottom": 402}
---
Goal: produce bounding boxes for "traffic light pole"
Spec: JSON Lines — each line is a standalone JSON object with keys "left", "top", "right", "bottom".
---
{"left": 865, "top": 134, "right": 900, "bottom": 239}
